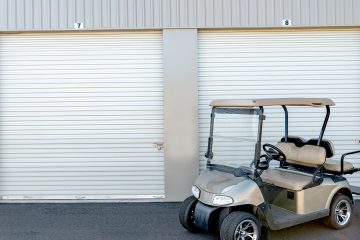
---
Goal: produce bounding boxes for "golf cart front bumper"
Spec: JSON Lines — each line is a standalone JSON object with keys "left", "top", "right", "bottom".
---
{"left": 193, "top": 201, "right": 219, "bottom": 231}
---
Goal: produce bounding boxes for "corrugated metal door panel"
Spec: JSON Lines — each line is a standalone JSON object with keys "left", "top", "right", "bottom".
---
{"left": 0, "top": 31, "right": 164, "bottom": 199}
{"left": 198, "top": 29, "right": 360, "bottom": 186}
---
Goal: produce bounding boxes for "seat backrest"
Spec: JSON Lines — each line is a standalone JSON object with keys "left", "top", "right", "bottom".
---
{"left": 275, "top": 142, "right": 326, "bottom": 168}
{"left": 281, "top": 136, "right": 335, "bottom": 158}
{"left": 280, "top": 136, "right": 306, "bottom": 147}
{"left": 307, "top": 138, "right": 335, "bottom": 158}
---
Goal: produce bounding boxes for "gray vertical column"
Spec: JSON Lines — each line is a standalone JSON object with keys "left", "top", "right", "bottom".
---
{"left": 163, "top": 29, "right": 198, "bottom": 201}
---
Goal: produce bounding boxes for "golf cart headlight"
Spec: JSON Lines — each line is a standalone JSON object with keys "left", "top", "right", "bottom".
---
{"left": 212, "top": 195, "right": 233, "bottom": 206}
{"left": 192, "top": 186, "right": 200, "bottom": 199}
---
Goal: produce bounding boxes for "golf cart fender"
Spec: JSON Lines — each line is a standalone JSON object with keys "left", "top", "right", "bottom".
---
{"left": 223, "top": 178, "right": 265, "bottom": 207}
{"left": 193, "top": 178, "right": 264, "bottom": 232}
{"left": 194, "top": 170, "right": 265, "bottom": 207}
{"left": 195, "top": 177, "right": 265, "bottom": 207}
{"left": 325, "top": 185, "right": 354, "bottom": 209}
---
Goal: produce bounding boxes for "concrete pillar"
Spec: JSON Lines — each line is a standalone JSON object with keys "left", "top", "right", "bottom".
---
{"left": 163, "top": 29, "right": 198, "bottom": 201}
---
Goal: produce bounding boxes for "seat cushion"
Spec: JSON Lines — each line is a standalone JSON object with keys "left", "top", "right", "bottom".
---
{"left": 281, "top": 137, "right": 336, "bottom": 158}
{"left": 323, "top": 159, "right": 354, "bottom": 173}
{"left": 261, "top": 168, "right": 313, "bottom": 191}
{"left": 276, "top": 142, "right": 326, "bottom": 168}
{"left": 307, "top": 138, "right": 336, "bottom": 158}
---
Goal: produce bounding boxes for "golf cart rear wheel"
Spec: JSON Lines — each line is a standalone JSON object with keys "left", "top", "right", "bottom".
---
{"left": 179, "top": 196, "right": 198, "bottom": 232}
{"left": 324, "top": 194, "right": 353, "bottom": 229}
{"left": 220, "top": 211, "right": 261, "bottom": 240}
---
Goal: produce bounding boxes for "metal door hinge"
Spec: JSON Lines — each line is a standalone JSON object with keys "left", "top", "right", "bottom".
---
{"left": 153, "top": 142, "right": 164, "bottom": 150}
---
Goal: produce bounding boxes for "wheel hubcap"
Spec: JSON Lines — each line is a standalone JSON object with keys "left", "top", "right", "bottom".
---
{"left": 335, "top": 199, "right": 351, "bottom": 226}
{"left": 234, "top": 219, "right": 259, "bottom": 240}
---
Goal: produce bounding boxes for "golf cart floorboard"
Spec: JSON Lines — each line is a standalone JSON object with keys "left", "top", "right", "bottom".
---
{"left": 351, "top": 185, "right": 360, "bottom": 195}
{"left": 269, "top": 204, "right": 329, "bottom": 230}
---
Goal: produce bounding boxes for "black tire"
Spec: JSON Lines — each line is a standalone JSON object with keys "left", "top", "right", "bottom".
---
{"left": 179, "top": 196, "right": 198, "bottom": 232}
{"left": 220, "top": 211, "right": 261, "bottom": 240}
{"left": 324, "top": 194, "right": 353, "bottom": 229}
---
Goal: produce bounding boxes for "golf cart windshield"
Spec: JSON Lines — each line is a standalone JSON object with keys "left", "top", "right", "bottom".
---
{"left": 205, "top": 107, "right": 263, "bottom": 168}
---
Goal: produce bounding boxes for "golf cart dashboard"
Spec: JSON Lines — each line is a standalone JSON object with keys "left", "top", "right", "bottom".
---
{"left": 207, "top": 163, "right": 253, "bottom": 177}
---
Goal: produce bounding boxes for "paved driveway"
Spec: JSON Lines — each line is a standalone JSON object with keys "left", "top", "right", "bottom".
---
{"left": 0, "top": 201, "right": 358, "bottom": 240}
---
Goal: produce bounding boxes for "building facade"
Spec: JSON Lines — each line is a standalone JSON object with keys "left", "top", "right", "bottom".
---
{"left": 0, "top": 0, "right": 359, "bottom": 201}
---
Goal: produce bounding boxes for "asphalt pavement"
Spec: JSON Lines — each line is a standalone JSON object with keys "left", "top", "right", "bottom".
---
{"left": 0, "top": 201, "right": 358, "bottom": 240}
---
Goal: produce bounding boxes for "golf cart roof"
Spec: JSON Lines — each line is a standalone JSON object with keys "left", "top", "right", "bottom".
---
{"left": 210, "top": 98, "right": 335, "bottom": 108}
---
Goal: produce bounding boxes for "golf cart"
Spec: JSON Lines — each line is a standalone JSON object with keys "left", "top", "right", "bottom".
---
{"left": 179, "top": 98, "right": 360, "bottom": 240}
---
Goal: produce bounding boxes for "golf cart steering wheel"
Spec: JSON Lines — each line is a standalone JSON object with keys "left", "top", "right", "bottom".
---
{"left": 263, "top": 143, "right": 286, "bottom": 161}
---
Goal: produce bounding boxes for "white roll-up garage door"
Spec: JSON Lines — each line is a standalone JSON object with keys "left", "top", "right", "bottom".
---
{"left": 0, "top": 31, "right": 164, "bottom": 200}
{"left": 198, "top": 29, "right": 360, "bottom": 186}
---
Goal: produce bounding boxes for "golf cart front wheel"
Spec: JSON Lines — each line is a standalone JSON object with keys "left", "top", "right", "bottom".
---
{"left": 324, "top": 194, "right": 353, "bottom": 229}
{"left": 179, "top": 196, "right": 198, "bottom": 232}
{"left": 220, "top": 211, "right": 261, "bottom": 240}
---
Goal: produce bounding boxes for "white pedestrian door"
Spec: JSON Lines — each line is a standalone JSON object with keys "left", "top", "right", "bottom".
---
{"left": 0, "top": 31, "right": 164, "bottom": 200}
{"left": 198, "top": 29, "right": 360, "bottom": 187}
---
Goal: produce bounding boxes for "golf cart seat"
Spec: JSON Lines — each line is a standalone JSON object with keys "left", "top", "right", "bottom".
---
{"left": 323, "top": 159, "right": 354, "bottom": 173}
{"left": 261, "top": 168, "right": 314, "bottom": 191}
{"left": 281, "top": 136, "right": 335, "bottom": 158}
{"left": 261, "top": 142, "right": 327, "bottom": 191}
{"left": 275, "top": 142, "right": 326, "bottom": 168}
{"left": 280, "top": 137, "right": 355, "bottom": 174}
